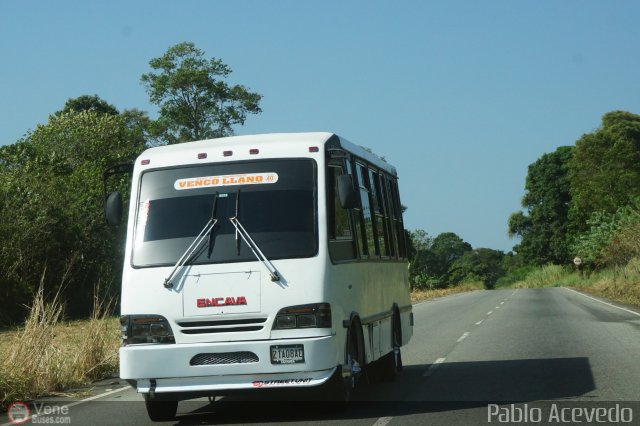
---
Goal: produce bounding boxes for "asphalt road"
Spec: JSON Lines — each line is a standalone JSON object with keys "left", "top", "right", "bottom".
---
{"left": 4, "top": 288, "right": 640, "bottom": 425}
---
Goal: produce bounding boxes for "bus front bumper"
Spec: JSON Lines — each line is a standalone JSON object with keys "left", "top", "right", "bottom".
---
{"left": 120, "top": 335, "right": 338, "bottom": 393}
{"left": 136, "top": 368, "right": 336, "bottom": 394}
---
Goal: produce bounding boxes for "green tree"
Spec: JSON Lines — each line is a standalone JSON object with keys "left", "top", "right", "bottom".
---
{"left": 508, "top": 146, "right": 573, "bottom": 265}
{"left": 447, "top": 248, "right": 504, "bottom": 289}
{"left": 55, "top": 96, "right": 154, "bottom": 149}
{"left": 56, "top": 94, "right": 119, "bottom": 116}
{"left": 430, "top": 232, "right": 472, "bottom": 277}
{"left": 571, "top": 198, "right": 640, "bottom": 268}
{"left": 408, "top": 229, "right": 431, "bottom": 253}
{"left": 407, "top": 229, "right": 437, "bottom": 289}
{"left": 569, "top": 111, "right": 640, "bottom": 231}
{"left": 0, "top": 110, "right": 144, "bottom": 323}
{"left": 409, "top": 231, "right": 472, "bottom": 289}
{"left": 141, "top": 42, "right": 262, "bottom": 144}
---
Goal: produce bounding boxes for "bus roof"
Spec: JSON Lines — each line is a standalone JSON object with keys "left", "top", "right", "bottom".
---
{"left": 140, "top": 132, "right": 397, "bottom": 177}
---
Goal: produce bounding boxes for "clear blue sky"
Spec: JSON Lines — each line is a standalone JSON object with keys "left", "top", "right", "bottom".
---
{"left": 2, "top": 0, "right": 639, "bottom": 252}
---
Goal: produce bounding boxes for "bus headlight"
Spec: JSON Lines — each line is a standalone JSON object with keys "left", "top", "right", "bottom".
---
{"left": 273, "top": 303, "right": 331, "bottom": 329}
{"left": 121, "top": 315, "right": 176, "bottom": 345}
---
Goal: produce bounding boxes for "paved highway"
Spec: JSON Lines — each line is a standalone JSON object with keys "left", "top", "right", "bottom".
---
{"left": 4, "top": 288, "right": 640, "bottom": 425}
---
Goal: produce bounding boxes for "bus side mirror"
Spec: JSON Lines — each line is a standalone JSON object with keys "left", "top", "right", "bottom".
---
{"left": 337, "top": 175, "right": 358, "bottom": 209}
{"left": 105, "top": 192, "right": 123, "bottom": 226}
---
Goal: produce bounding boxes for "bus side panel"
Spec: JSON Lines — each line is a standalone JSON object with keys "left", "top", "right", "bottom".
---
{"left": 326, "top": 260, "right": 411, "bottom": 365}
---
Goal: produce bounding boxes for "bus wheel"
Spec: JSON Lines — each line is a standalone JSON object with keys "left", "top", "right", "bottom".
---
{"left": 329, "top": 324, "right": 363, "bottom": 404}
{"left": 145, "top": 399, "right": 178, "bottom": 422}
{"left": 379, "top": 315, "right": 402, "bottom": 382}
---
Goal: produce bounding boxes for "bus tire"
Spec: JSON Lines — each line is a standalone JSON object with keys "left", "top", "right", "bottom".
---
{"left": 145, "top": 399, "right": 178, "bottom": 422}
{"left": 328, "top": 321, "right": 363, "bottom": 405}
{"left": 379, "top": 314, "right": 402, "bottom": 382}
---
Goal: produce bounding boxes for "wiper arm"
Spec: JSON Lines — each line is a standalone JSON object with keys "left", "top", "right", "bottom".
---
{"left": 229, "top": 216, "right": 280, "bottom": 282}
{"left": 235, "top": 189, "right": 240, "bottom": 255}
{"left": 164, "top": 194, "right": 218, "bottom": 289}
{"left": 207, "top": 192, "right": 220, "bottom": 259}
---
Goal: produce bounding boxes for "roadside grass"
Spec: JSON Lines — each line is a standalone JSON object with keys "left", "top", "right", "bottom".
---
{"left": 511, "top": 258, "right": 640, "bottom": 307}
{"left": 0, "top": 285, "right": 120, "bottom": 408}
{"left": 411, "top": 281, "right": 485, "bottom": 303}
{"left": 512, "top": 264, "right": 568, "bottom": 289}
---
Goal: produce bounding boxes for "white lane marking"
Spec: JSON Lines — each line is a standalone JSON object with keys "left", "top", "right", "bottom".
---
{"left": 423, "top": 357, "right": 446, "bottom": 377}
{"left": 495, "top": 306, "right": 500, "bottom": 309}
{"left": 0, "top": 386, "right": 131, "bottom": 426}
{"left": 564, "top": 287, "right": 640, "bottom": 318}
{"left": 475, "top": 320, "right": 484, "bottom": 325}
{"left": 500, "top": 302, "right": 505, "bottom": 305}
{"left": 487, "top": 311, "right": 493, "bottom": 315}
{"left": 372, "top": 416, "right": 393, "bottom": 426}
{"left": 64, "top": 385, "right": 130, "bottom": 408}
{"left": 456, "top": 332, "right": 470, "bottom": 343}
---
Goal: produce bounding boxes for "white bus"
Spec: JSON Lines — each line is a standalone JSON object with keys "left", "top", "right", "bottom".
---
{"left": 104, "top": 132, "right": 413, "bottom": 420}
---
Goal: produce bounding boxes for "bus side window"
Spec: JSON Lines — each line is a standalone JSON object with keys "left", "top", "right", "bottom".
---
{"left": 356, "top": 162, "right": 377, "bottom": 258}
{"left": 345, "top": 160, "right": 365, "bottom": 258}
{"left": 369, "top": 169, "right": 389, "bottom": 258}
{"left": 383, "top": 176, "right": 399, "bottom": 258}
{"left": 328, "top": 165, "right": 356, "bottom": 261}
{"left": 390, "top": 179, "right": 407, "bottom": 258}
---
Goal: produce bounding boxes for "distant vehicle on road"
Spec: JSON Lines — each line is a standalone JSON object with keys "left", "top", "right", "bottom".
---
{"left": 104, "top": 132, "right": 413, "bottom": 421}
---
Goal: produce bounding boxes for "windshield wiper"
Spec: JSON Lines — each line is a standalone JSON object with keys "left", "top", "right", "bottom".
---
{"left": 207, "top": 192, "right": 220, "bottom": 258}
{"left": 163, "top": 193, "right": 218, "bottom": 289}
{"left": 229, "top": 190, "right": 280, "bottom": 282}
{"left": 229, "top": 216, "right": 280, "bottom": 282}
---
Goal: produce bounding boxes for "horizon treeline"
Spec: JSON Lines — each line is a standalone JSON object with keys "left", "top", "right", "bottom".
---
{"left": 408, "top": 110, "right": 640, "bottom": 290}
{"left": 508, "top": 110, "right": 640, "bottom": 270}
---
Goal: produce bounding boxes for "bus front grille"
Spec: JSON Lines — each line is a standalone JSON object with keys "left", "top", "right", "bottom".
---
{"left": 190, "top": 352, "right": 259, "bottom": 366}
{"left": 181, "top": 326, "right": 263, "bottom": 334}
{"left": 177, "top": 317, "right": 267, "bottom": 334}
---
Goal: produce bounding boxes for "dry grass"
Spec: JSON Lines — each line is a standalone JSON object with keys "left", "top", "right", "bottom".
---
{"left": 510, "top": 259, "right": 640, "bottom": 307}
{"left": 0, "top": 283, "right": 120, "bottom": 408}
{"left": 512, "top": 264, "right": 568, "bottom": 289}
{"left": 411, "top": 281, "right": 485, "bottom": 303}
{"left": 579, "top": 278, "right": 640, "bottom": 306}
{"left": 573, "top": 258, "right": 640, "bottom": 306}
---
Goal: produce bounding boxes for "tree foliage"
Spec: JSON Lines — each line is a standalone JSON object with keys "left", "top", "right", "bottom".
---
{"left": 448, "top": 248, "right": 504, "bottom": 289}
{"left": 141, "top": 42, "right": 262, "bottom": 144}
{"left": 56, "top": 94, "right": 119, "bottom": 116}
{"left": 408, "top": 230, "right": 507, "bottom": 289}
{"left": 409, "top": 231, "right": 473, "bottom": 289}
{"left": 430, "top": 232, "right": 473, "bottom": 277}
{"left": 0, "top": 110, "right": 144, "bottom": 323}
{"left": 509, "top": 146, "right": 573, "bottom": 265}
{"left": 571, "top": 199, "right": 640, "bottom": 268}
{"left": 509, "top": 110, "right": 640, "bottom": 270}
{"left": 569, "top": 111, "right": 640, "bottom": 231}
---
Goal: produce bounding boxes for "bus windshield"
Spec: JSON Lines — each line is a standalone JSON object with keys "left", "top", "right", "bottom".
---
{"left": 132, "top": 159, "right": 317, "bottom": 267}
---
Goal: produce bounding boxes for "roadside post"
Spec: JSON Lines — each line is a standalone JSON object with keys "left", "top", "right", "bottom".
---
{"left": 573, "top": 256, "right": 583, "bottom": 277}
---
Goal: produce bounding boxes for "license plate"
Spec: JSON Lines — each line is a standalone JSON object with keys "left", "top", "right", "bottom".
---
{"left": 270, "top": 344, "right": 305, "bottom": 364}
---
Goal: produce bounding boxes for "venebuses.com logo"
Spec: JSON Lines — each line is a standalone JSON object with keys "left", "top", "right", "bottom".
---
{"left": 6, "top": 402, "right": 71, "bottom": 424}
{"left": 7, "top": 402, "right": 30, "bottom": 424}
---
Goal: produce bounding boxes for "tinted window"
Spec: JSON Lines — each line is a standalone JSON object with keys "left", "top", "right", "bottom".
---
{"left": 356, "top": 163, "right": 377, "bottom": 257}
{"left": 369, "top": 169, "right": 388, "bottom": 256}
